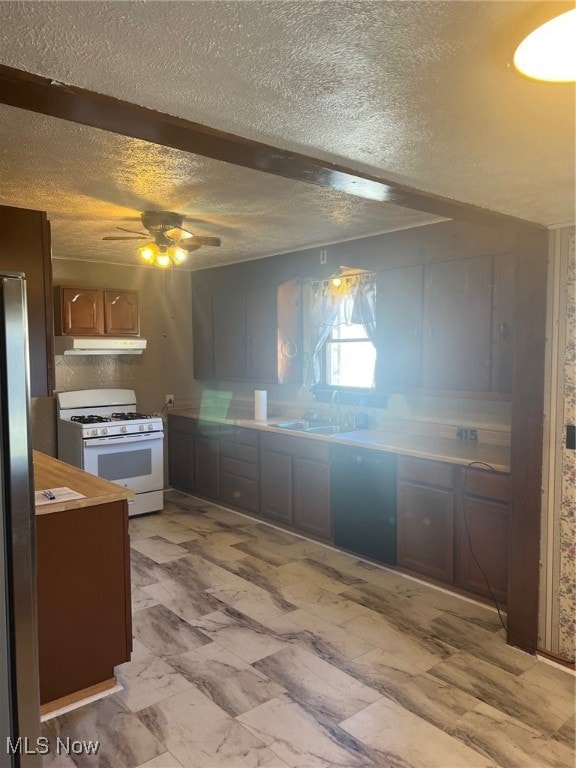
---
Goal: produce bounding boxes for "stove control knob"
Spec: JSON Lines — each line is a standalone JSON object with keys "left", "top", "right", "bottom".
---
{"left": 148, "top": 423, "right": 154, "bottom": 431}
{"left": 91, "top": 428, "right": 98, "bottom": 436}
{"left": 120, "top": 426, "right": 127, "bottom": 433}
{"left": 139, "top": 424, "right": 145, "bottom": 431}
{"left": 100, "top": 427, "right": 108, "bottom": 436}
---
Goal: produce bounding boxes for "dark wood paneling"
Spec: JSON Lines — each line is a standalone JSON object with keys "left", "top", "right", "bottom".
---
{"left": 0, "top": 64, "right": 546, "bottom": 233}
{"left": 508, "top": 233, "right": 548, "bottom": 654}
{"left": 56, "top": 286, "right": 104, "bottom": 336}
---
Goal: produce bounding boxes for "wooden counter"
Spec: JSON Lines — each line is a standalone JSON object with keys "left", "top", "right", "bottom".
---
{"left": 34, "top": 450, "right": 133, "bottom": 515}
{"left": 34, "top": 451, "right": 133, "bottom": 714}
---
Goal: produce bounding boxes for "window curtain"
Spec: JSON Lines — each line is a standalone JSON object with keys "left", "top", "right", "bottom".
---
{"left": 308, "top": 276, "right": 376, "bottom": 384}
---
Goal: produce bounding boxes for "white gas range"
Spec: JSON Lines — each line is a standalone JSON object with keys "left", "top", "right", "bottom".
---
{"left": 57, "top": 389, "right": 164, "bottom": 517}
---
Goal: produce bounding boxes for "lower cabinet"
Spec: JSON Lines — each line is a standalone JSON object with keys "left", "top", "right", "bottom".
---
{"left": 167, "top": 414, "right": 195, "bottom": 494}
{"left": 397, "top": 456, "right": 510, "bottom": 603}
{"left": 194, "top": 421, "right": 221, "bottom": 500}
{"left": 36, "top": 500, "right": 132, "bottom": 708}
{"left": 220, "top": 426, "right": 260, "bottom": 513}
{"left": 396, "top": 457, "right": 455, "bottom": 583}
{"left": 260, "top": 432, "right": 331, "bottom": 540}
{"left": 293, "top": 458, "right": 331, "bottom": 540}
{"left": 167, "top": 416, "right": 509, "bottom": 603}
{"left": 455, "top": 468, "right": 510, "bottom": 603}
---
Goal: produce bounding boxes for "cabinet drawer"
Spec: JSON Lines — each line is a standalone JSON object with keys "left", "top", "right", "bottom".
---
{"left": 195, "top": 420, "right": 220, "bottom": 438}
{"left": 220, "top": 441, "right": 258, "bottom": 464}
{"left": 221, "top": 456, "right": 259, "bottom": 480}
{"left": 221, "top": 473, "right": 259, "bottom": 512}
{"left": 463, "top": 468, "right": 510, "bottom": 503}
{"left": 261, "top": 431, "right": 330, "bottom": 462}
{"left": 219, "top": 426, "right": 259, "bottom": 447}
{"left": 397, "top": 456, "right": 454, "bottom": 489}
{"left": 168, "top": 415, "right": 195, "bottom": 434}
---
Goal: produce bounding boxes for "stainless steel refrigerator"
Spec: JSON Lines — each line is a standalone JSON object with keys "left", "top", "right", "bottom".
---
{"left": 0, "top": 271, "right": 41, "bottom": 767}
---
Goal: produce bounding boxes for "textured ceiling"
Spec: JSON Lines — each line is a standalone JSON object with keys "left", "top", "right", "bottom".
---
{"left": 0, "top": 1, "right": 574, "bottom": 270}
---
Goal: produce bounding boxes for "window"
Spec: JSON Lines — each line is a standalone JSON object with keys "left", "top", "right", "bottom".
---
{"left": 323, "top": 321, "right": 376, "bottom": 388}
{"left": 308, "top": 271, "right": 377, "bottom": 390}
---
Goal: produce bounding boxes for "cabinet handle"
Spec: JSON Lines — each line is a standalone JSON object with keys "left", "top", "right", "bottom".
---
{"left": 281, "top": 341, "right": 298, "bottom": 358}
{"left": 500, "top": 322, "right": 509, "bottom": 339}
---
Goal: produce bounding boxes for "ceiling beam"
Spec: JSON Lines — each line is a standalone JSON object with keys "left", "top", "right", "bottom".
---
{"left": 0, "top": 64, "right": 545, "bottom": 233}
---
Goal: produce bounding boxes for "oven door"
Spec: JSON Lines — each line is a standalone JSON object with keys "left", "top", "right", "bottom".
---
{"left": 82, "top": 432, "right": 163, "bottom": 494}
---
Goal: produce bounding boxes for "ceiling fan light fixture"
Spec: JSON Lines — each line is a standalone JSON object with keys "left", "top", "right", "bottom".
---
{"left": 154, "top": 252, "right": 172, "bottom": 268}
{"left": 168, "top": 245, "right": 188, "bottom": 265}
{"left": 513, "top": 7, "right": 576, "bottom": 82}
{"left": 138, "top": 243, "right": 158, "bottom": 263}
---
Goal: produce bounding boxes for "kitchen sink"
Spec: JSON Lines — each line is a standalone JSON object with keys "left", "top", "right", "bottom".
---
{"left": 270, "top": 421, "right": 355, "bottom": 435}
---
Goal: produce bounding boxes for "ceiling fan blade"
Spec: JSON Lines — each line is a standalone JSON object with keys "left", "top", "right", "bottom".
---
{"left": 116, "top": 226, "right": 149, "bottom": 236}
{"left": 102, "top": 235, "right": 149, "bottom": 241}
{"left": 182, "top": 235, "right": 221, "bottom": 248}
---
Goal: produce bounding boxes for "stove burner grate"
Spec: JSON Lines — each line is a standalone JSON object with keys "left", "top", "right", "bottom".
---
{"left": 111, "top": 412, "right": 152, "bottom": 421}
{"left": 70, "top": 415, "right": 112, "bottom": 424}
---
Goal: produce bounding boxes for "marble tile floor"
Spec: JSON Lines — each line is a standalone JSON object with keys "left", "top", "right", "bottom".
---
{"left": 42, "top": 490, "right": 575, "bottom": 768}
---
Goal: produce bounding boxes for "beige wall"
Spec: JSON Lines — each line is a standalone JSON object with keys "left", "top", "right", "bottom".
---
{"left": 32, "top": 258, "right": 195, "bottom": 455}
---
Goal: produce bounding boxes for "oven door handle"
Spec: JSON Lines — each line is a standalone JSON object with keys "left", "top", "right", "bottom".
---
{"left": 84, "top": 433, "right": 163, "bottom": 446}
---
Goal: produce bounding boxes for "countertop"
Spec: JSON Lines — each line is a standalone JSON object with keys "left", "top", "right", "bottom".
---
{"left": 169, "top": 410, "right": 511, "bottom": 473}
{"left": 33, "top": 450, "right": 134, "bottom": 516}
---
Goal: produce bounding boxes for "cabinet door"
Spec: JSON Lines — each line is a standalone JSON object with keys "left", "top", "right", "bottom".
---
{"left": 397, "top": 481, "right": 454, "bottom": 583}
{"left": 293, "top": 458, "right": 331, "bottom": 540}
{"left": 423, "top": 256, "right": 493, "bottom": 391}
{"left": 213, "top": 288, "right": 246, "bottom": 379}
{"left": 194, "top": 435, "right": 220, "bottom": 500}
{"left": 492, "top": 254, "right": 516, "bottom": 394}
{"left": 192, "top": 283, "right": 214, "bottom": 379}
{"left": 104, "top": 290, "right": 139, "bottom": 335}
{"left": 456, "top": 497, "right": 509, "bottom": 603}
{"left": 0, "top": 205, "right": 54, "bottom": 397}
{"left": 260, "top": 450, "right": 293, "bottom": 525}
{"left": 60, "top": 287, "right": 104, "bottom": 336}
{"left": 246, "top": 285, "right": 277, "bottom": 381}
{"left": 36, "top": 501, "right": 131, "bottom": 704}
{"left": 376, "top": 265, "right": 423, "bottom": 390}
{"left": 167, "top": 417, "right": 195, "bottom": 494}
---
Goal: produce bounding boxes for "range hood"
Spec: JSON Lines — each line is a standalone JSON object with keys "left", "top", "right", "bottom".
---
{"left": 54, "top": 337, "right": 147, "bottom": 355}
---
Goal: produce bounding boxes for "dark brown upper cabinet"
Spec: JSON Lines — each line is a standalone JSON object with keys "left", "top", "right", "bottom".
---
{"left": 0, "top": 204, "right": 54, "bottom": 397}
{"left": 375, "top": 265, "right": 424, "bottom": 391}
{"left": 193, "top": 279, "right": 302, "bottom": 384}
{"left": 375, "top": 253, "right": 516, "bottom": 396}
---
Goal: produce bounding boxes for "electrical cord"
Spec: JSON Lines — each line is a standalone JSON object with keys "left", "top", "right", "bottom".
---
{"left": 462, "top": 460, "right": 508, "bottom": 632}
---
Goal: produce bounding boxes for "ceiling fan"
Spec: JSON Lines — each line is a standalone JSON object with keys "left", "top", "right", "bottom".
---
{"left": 103, "top": 211, "right": 221, "bottom": 267}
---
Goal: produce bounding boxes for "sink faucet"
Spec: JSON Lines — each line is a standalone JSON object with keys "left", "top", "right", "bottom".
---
{"left": 330, "top": 389, "right": 340, "bottom": 425}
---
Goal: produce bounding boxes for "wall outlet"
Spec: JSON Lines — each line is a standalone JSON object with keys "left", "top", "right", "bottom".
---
{"left": 165, "top": 394, "right": 174, "bottom": 406}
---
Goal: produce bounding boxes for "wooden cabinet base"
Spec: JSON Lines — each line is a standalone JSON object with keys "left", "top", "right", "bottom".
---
{"left": 40, "top": 677, "right": 118, "bottom": 717}
{"left": 36, "top": 500, "right": 132, "bottom": 706}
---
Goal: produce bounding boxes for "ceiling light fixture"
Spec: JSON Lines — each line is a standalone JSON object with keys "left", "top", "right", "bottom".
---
{"left": 137, "top": 241, "right": 189, "bottom": 268}
{"left": 513, "top": 6, "right": 576, "bottom": 82}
